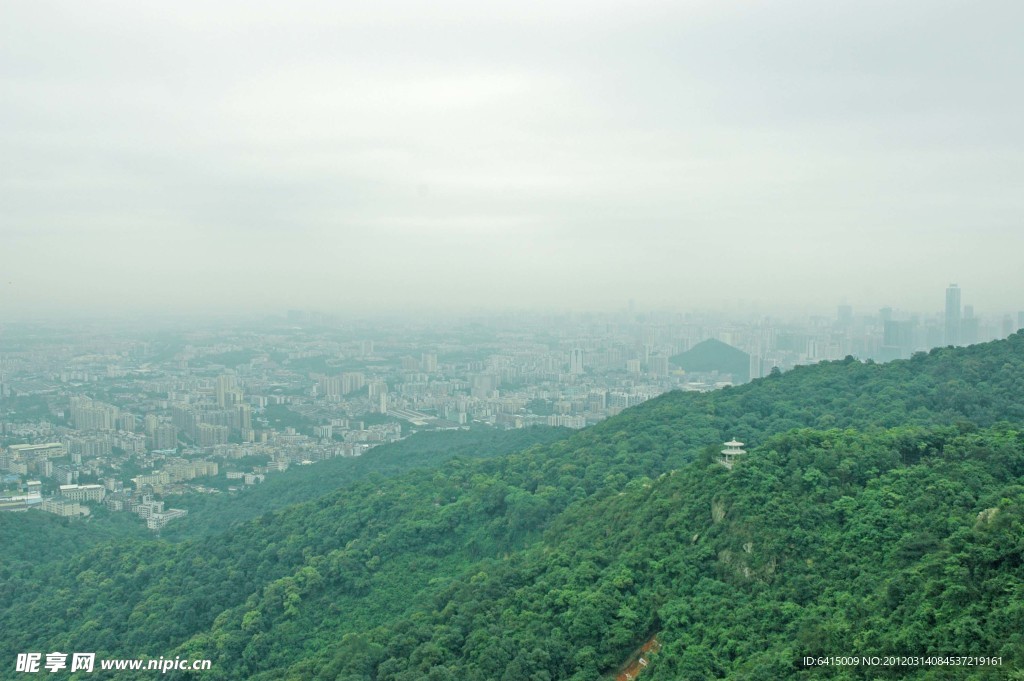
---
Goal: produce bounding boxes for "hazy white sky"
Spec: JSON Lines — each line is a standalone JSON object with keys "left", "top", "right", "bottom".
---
{"left": 2, "top": 0, "right": 1022, "bottom": 318}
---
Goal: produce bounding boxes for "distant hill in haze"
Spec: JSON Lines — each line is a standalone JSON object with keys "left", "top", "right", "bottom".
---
{"left": 670, "top": 337, "right": 751, "bottom": 383}
{"left": 3, "top": 334, "right": 1024, "bottom": 679}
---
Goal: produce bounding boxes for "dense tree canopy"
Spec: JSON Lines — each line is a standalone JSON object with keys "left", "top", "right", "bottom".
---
{"left": 2, "top": 334, "right": 1024, "bottom": 680}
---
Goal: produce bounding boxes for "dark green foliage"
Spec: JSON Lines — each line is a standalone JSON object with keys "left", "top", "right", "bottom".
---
{"left": 262, "top": 404, "right": 318, "bottom": 433}
{"left": 3, "top": 334, "right": 1024, "bottom": 680}
{"left": 312, "top": 426, "right": 1020, "bottom": 681}
{"left": 0, "top": 506, "right": 149, "bottom": 571}
{"left": 162, "top": 427, "right": 572, "bottom": 540}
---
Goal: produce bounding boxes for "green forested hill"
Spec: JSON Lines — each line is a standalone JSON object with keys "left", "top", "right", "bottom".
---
{"left": 670, "top": 337, "right": 751, "bottom": 383}
{"left": 2, "top": 335, "right": 1024, "bottom": 680}
{"left": 332, "top": 426, "right": 1023, "bottom": 681}
{"left": 0, "top": 429, "right": 570, "bottom": 568}
{"left": 161, "top": 426, "right": 574, "bottom": 541}
{"left": 0, "top": 505, "right": 149, "bottom": 572}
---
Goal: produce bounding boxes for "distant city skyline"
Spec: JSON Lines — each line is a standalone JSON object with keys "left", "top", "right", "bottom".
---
{"left": 2, "top": 285, "right": 1021, "bottom": 324}
{"left": 3, "top": 1, "right": 1022, "bottom": 317}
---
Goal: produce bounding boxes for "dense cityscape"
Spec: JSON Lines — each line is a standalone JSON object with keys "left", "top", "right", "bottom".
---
{"left": 2, "top": 285, "right": 1020, "bottom": 531}
{"left": 3, "top": 0, "right": 1022, "bottom": 675}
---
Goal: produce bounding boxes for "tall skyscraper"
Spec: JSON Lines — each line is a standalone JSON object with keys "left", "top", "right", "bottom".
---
{"left": 961, "top": 304, "right": 978, "bottom": 346}
{"left": 837, "top": 304, "right": 853, "bottom": 326}
{"left": 882, "top": 319, "right": 917, "bottom": 360}
{"left": 945, "top": 284, "right": 961, "bottom": 346}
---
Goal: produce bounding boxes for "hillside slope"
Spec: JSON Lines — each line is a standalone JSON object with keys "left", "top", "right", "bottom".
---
{"left": 2, "top": 335, "right": 1024, "bottom": 680}
{"left": 321, "top": 425, "right": 1022, "bottom": 680}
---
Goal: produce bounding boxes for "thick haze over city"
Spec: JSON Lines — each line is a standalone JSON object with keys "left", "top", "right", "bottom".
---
{"left": 3, "top": 0, "right": 1022, "bottom": 317}
{"left": 5, "top": 5, "right": 1024, "bottom": 675}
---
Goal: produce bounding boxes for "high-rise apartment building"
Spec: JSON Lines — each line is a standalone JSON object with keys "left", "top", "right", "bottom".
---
{"left": 569, "top": 349, "right": 584, "bottom": 375}
{"left": 216, "top": 374, "right": 239, "bottom": 408}
{"left": 236, "top": 404, "right": 252, "bottom": 431}
{"left": 340, "top": 372, "right": 365, "bottom": 394}
{"left": 151, "top": 424, "right": 177, "bottom": 451}
{"left": 70, "top": 397, "right": 120, "bottom": 431}
{"left": 118, "top": 413, "right": 136, "bottom": 432}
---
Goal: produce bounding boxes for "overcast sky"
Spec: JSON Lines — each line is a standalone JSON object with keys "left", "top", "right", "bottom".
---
{"left": 2, "top": 0, "right": 1022, "bottom": 319}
